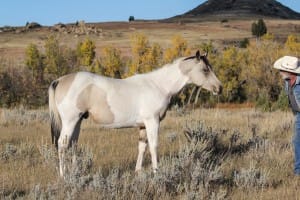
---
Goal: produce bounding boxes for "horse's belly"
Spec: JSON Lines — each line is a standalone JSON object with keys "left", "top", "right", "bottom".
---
{"left": 98, "top": 117, "right": 143, "bottom": 128}
{"left": 90, "top": 110, "right": 143, "bottom": 128}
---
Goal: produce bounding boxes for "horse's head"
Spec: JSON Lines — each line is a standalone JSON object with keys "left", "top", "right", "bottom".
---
{"left": 180, "top": 50, "right": 222, "bottom": 95}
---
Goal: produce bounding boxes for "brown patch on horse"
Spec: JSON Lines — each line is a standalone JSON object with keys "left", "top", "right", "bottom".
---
{"left": 55, "top": 73, "right": 76, "bottom": 104}
{"left": 76, "top": 84, "right": 114, "bottom": 124}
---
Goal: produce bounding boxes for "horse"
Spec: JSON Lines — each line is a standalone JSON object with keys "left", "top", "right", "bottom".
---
{"left": 48, "top": 50, "right": 222, "bottom": 177}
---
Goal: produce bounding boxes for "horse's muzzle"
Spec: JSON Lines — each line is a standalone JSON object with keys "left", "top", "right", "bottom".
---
{"left": 213, "top": 85, "right": 223, "bottom": 95}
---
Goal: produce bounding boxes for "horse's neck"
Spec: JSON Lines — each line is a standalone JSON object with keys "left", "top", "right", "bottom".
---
{"left": 147, "top": 60, "right": 189, "bottom": 97}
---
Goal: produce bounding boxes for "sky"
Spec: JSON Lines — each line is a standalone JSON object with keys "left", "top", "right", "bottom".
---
{"left": 0, "top": 0, "right": 299, "bottom": 27}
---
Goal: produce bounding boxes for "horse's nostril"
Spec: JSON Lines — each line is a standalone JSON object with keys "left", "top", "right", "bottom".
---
{"left": 219, "top": 85, "right": 223, "bottom": 94}
{"left": 213, "top": 85, "right": 222, "bottom": 95}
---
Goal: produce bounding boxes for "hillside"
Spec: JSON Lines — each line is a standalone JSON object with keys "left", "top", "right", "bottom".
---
{"left": 169, "top": 0, "right": 300, "bottom": 22}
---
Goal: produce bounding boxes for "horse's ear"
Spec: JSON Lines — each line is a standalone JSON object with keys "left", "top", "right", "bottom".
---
{"left": 203, "top": 50, "right": 208, "bottom": 57}
{"left": 196, "top": 50, "right": 200, "bottom": 60}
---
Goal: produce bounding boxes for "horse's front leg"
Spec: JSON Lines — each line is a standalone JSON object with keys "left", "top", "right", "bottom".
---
{"left": 58, "top": 128, "right": 70, "bottom": 178}
{"left": 58, "top": 119, "right": 79, "bottom": 178}
{"left": 144, "top": 118, "right": 160, "bottom": 173}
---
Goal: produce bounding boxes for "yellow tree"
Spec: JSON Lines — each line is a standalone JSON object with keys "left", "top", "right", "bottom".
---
{"left": 214, "top": 46, "right": 247, "bottom": 102}
{"left": 129, "top": 33, "right": 149, "bottom": 75}
{"left": 25, "top": 43, "right": 44, "bottom": 83}
{"left": 77, "top": 38, "right": 96, "bottom": 67}
{"left": 128, "top": 33, "right": 162, "bottom": 76}
{"left": 88, "top": 59, "right": 102, "bottom": 74}
{"left": 164, "top": 35, "right": 191, "bottom": 63}
{"left": 140, "top": 42, "right": 163, "bottom": 73}
{"left": 262, "top": 32, "right": 274, "bottom": 41}
{"left": 101, "top": 46, "right": 123, "bottom": 78}
{"left": 285, "top": 34, "right": 300, "bottom": 56}
{"left": 244, "top": 39, "right": 282, "bottom": 107}
{"left": 44, "top": 35, "right": 67, "bottom": 77}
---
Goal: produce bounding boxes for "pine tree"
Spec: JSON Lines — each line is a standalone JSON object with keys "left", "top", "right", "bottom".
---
{"left": 251, "top": 19, "right": 267, "bottom": 38}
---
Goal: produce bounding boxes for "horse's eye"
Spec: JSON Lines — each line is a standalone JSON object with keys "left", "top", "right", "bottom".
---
{"left": 203, "top": 66, "right": 210, "bottom": 74}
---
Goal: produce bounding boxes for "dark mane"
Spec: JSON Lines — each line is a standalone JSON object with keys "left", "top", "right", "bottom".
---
{"left": 183, "top": 55, "right": 212, "bottom": 69}
{"left": 200, "top": 56, "right": 210, "bottom": 67}
{"left": 183, "top": 56, "right": 196, "bottom": 61}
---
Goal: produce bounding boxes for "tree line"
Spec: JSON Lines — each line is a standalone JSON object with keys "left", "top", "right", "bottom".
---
{"left": 0, "top": 29, "right": 299, "bottom": 110}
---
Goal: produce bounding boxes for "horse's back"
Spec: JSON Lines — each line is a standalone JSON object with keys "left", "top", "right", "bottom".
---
{"left": 56, "top": 71, "right": 114, "bottom": 90}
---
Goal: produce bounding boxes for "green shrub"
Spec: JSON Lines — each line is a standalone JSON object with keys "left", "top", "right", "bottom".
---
{"left": 272, "top": 89, "right": 289, "bottom": 111}
{"left": 251, "top": 19, "right": 267, "bottom": 38}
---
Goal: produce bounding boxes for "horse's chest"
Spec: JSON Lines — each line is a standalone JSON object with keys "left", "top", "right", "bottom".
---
{"left": 142, "top": 95, "right": 170, "bottom": 118}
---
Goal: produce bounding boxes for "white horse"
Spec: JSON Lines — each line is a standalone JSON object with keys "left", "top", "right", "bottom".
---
{"left": 48, "top": 50, "right": 222, "bottom": 177}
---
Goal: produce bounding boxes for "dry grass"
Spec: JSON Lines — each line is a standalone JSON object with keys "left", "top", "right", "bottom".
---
{"left": 1, "top": 107, "right": 300, "bottom": 199}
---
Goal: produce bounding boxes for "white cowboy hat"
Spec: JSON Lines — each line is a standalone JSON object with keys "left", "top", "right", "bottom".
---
{"left": 273, "top": 56, "right": 300, "bottom": 74}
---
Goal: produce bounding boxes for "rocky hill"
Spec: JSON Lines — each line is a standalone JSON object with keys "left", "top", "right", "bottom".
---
{"left": 169, "top": 0, "right": 300, "bottom": 22}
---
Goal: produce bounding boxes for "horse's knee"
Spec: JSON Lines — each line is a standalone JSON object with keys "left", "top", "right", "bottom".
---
{"left": 138, "top": 129, "right": 148, "bottom": 153}
{"left": 58, "top": 134, "right": 70, "bottom": 150}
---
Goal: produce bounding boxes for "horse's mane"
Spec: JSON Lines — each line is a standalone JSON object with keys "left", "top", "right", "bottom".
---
{"left": 183, "top": 55, "right": 196, "bottom": 61}
{"left": 183, "top": 55, "right": 211, "bottom": 68}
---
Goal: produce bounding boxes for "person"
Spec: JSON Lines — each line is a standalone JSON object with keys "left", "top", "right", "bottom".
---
{"left": 274, "top": 56, "right": 300, "bottom": 175}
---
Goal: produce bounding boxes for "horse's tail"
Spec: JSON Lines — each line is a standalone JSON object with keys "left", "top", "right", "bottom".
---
{"left": 48, "top": 80, "right": 61, "bottom": 149}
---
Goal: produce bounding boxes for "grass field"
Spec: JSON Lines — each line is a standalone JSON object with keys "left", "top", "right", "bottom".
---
{"left": 1, "top": 107, "right": 300, "bottom": 199}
